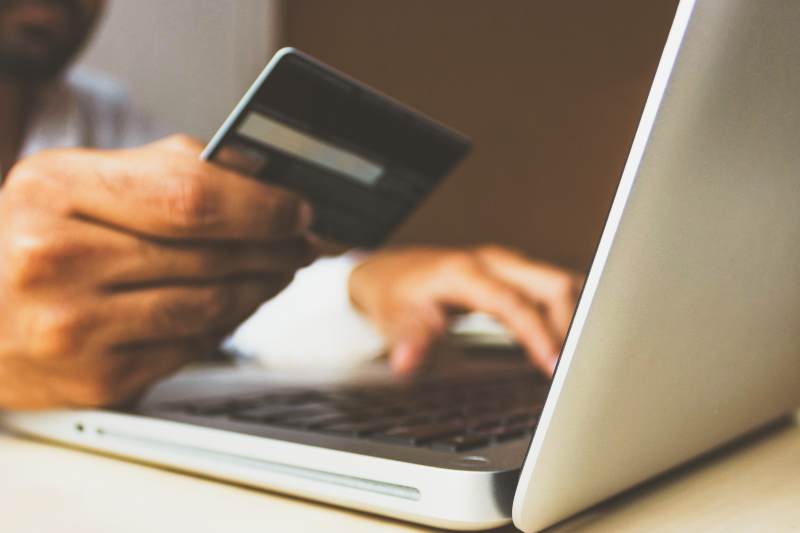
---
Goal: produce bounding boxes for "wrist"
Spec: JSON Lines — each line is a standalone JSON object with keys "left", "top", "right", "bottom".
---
{"left": 346, "top": 251, "right": 372, "bottom": 315}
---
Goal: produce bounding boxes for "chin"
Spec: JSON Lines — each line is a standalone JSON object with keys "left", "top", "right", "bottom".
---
{"left": 0, "top": 41, "right": 78, "bottom": 83}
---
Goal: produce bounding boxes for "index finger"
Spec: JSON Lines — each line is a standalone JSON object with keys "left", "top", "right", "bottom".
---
{"left": 12, "top": 135, "right": 313, "bottom": 242}
{"left": 430, "top": 267, "right": 561, "bottom": 376}
{"left": 476, "top": 246, "right": 581, "bottom": 338}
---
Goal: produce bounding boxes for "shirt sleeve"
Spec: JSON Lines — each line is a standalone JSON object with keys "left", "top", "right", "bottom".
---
{"left": 223, "top": 253, "right": 388, "bottom": 369}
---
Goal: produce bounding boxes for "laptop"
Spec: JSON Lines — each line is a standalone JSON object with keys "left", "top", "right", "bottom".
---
{"left": 4, "top": 1, "right": 800, "bottom": 530}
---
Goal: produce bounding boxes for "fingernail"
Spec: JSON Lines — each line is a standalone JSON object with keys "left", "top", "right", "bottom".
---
{"left": 298, "top": 201, "right": 314, "bottom": 231}
{"left": 390, "top": 342, "right": 416, "bottom": 375}
{"left": 390, "top": 355, "right": 407, "bottom": 374}
{"left": 548, "top": 355, "right": 559, "bottom": 376}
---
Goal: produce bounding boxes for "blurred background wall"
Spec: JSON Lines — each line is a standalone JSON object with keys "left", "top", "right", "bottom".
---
{"left": 79, "top": 0, "right": 678, "bottom": 271}
{"left": 284, "top": 1, "right": 677, "bottom": 269}
{"left": 80, "top": 0, "right": 283, "bottom": 140}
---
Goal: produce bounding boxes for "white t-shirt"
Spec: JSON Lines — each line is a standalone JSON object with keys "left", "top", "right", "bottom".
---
{"left": 15, "top": 68, "right": 386, "bottom": 369}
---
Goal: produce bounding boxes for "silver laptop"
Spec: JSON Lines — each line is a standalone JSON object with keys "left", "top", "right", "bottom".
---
{"left": 4, "top": 1, "right": 800, "bottom": 530}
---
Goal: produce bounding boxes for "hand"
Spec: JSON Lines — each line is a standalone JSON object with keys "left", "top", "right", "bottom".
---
{"left": 0, "top": 135, "right": 317, "bottom": 409}
{"left": 349, "top": 246, "right": 582, "bottom": 376}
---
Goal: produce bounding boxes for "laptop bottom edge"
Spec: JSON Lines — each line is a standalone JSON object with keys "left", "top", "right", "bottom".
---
{"left": 1, "top": 409, "right": 518, "bottom": 531}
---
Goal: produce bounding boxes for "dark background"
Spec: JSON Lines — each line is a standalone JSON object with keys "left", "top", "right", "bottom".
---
{"left": 283, "top": 0, "right": 678, "bottom": 270}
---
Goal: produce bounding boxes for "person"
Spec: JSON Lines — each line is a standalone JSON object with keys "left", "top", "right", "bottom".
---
{"left": 0, "top": 0, "right": 581, "bottom": 410}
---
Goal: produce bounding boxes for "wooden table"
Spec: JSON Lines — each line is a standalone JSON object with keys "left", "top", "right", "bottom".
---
{"left": 2, "top": 411, "right": 799, "bottom": 532}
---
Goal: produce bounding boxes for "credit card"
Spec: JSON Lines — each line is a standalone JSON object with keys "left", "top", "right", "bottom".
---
{"left": 202, "top": 47, "right": 471, "bottom": 247}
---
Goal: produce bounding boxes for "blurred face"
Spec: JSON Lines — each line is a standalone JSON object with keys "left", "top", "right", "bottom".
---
{"left": 0, "top": 0, "right": 103, "bottom": 83}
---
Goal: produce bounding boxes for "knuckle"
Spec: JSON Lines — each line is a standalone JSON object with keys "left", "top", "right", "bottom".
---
{"left": 71, "top": 378, "right": 122, "bottom": 407}
{"left": 174, "top": 245, "right": 227, "bottom": 278}
{"left": 150, "top": 294, "right": 193, "bottom": 331}
{"left": 199, "top": 286, "right": 236, "bottom": 322}
{"left": 263, "top": 191, "right": 302, "bottom": 236}
{"left": 152, "top": 287, "right": 234, "bottom": 331}
{"left": 32, "top": 307, "right": 89, "bottom": 359}
{"left": 475, "top": 244, "right": 507, "bottom": 260}
{"left": 4, "top": 234, "right": 52, "bottom": 290}
{"left": 161, "top": 134, "right": 204, "bottom": 153}
{"left": 162, "top": 174, "right": 220, "bottom": 232}
{"left": 3, "top": 155, "right": 49, "bottom": 192}
{"left": 189, "top": 250, "right": 226, "bottom": 276}
{"left": 5, "top": 233, "right": 86, "bottom": 289}
{"left": 493, "top": 287, "right": 525, "bottom": 311}
{"left": 550, "top": 273, "right": 578, "bottom": 300}
{"left": 4, "top": 150, "right": 71, "bottom": 199}
{"left": 441, "top": 251, "right": 479, "bottom": 276}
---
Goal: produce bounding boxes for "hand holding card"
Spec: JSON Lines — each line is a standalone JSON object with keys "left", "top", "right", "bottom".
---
{"left": 202, "top": 48, "right": 471, "bottom": 248}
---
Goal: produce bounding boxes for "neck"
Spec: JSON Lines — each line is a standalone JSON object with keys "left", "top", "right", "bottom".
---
{"left": 0, "top": 80, "right": 35, "bottom": 175}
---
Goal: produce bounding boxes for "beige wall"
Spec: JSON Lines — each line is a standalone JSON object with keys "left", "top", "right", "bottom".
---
{"left": 80, "top": 0, "right": 283, "bottom": 140}
{"left": 284, "top": 1, "right": 678, "bottom": 270}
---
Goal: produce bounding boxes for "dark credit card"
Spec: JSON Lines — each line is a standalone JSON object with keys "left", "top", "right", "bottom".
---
{"left": 202, "top": 48, "right": 471, "bottom": 248}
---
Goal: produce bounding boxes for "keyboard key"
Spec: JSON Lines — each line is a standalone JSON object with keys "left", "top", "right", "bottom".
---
{"left": 467, "top": 417, "right": 503, "bottom": 431}
{"left": 430, "top": 434, "right": 490, "bottom": 452}
{"left": 373, "top": 422, "right": 467, "bottom": 446}
{"left": 505, "top": 409, "right": 540, "bottom": 424}
{"left": 371, "top": 405, "right": 411, "bottom": 417}
{"left": 169, "top": 398, "right": 253, "bottom": 416}
{"left": 523, "top": 417, "right": 540, "bottom": 430}
{"left": 259, "top": 391, "right": 324, "bottom": 405}
{"left": 181, "top": 402, "right": 232, "bottom": 416}
{"left": 495, "top": 427, "right": 529, "bottom": 442}
{"left": 230, "top": 405, "right": 329, "bottom": 423}
{"left": 475, "top": 425, "right": 529, "bottom": 443}
{"left": 428, "top": 409, "right": 467, "bottom": 422}
{"left": 160, "top": 369, "right": 548, "bottom": 453}
{"left": 320, "top": 420, "right": 393, "bottom": 437}
{"left": 276, "top": 413, "right": 353, "bottom": 429}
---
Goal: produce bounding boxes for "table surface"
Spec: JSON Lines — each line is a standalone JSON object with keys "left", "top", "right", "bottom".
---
{"left": 2, "top": 411, "right": 799, "bottom": 533}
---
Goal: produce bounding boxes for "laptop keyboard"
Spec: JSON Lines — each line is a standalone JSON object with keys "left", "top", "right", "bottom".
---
{"left": 161, "top": 371, "right": 549, "bottom": 453}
